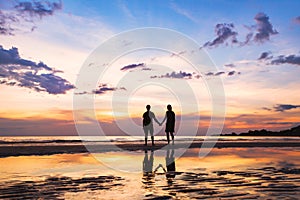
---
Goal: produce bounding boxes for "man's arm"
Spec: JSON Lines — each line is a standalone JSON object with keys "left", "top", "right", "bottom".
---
{"left": 152, "top": 113, "right": 161, "bottom": 125}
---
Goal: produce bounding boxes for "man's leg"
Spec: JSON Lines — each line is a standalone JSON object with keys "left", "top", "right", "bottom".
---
{"left": 144, "top": 127, "right": 148, "bottom": 146}
{"left": 150, "top": 126, "right": 154, "bottom": 146}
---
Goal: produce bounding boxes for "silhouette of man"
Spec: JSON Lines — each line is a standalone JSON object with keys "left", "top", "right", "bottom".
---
{"left": 142, "top": 150, "right": 161, "bottom": 185}
{"left": 161, "top": 104, "right": 175, "bottom": 144}
{"left": 143, "top": 150, "right": 154, "bottom": 174}
{"left": 142, "top": 105, "right": 160, "bottom": 146}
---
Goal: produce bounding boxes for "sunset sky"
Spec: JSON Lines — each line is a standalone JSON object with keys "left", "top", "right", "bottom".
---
{"left": 0, "top": 0, "right": 300, "bottom": 136}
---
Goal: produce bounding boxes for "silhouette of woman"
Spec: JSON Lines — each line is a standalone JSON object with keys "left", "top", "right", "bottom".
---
{"left": 161, "top": 104, "right": 175, "bottom": 144}
{"left": 159, "top": 148, "right": 176, "bottom": 185}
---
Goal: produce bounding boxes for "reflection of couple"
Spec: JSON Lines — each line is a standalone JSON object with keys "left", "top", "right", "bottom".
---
{"left": 142, "top": 104, "right": 175, "bottom": 146}
{"left": 142, "top": 149, "right": 176, "bottom": 183}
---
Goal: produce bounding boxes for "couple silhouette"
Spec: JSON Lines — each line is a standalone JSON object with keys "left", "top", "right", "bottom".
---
{"left": 142, "top": 104, "right": 175, "bottom": 146}
{"left": 142, "top": 148, "right": 176, "bottom": 185}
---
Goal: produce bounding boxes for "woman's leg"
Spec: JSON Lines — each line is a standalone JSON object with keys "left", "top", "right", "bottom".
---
{"left": 170, "top": 132, "right": 174, "bottom": 143}
{"left": 166, "top": 132, "right": 170, "bottom": 144}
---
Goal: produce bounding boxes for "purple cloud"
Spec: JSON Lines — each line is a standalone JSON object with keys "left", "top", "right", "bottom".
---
{"left": 263, "top": 104, "right": 300, "bottom": 112}
{"left": 253, "top": 13, "right": 278, "bottom": 43}
{"left": 261, "top": 107, "right": 272, "bottom": 111}
{"left": 227, "top": 71, "right": 235, "bottom": 76}
{"left": 203, "top": 23, "right": 238, "bottom": 48}
{"left": 224, "top": 63, "right": 236, "bottom": 68}
{"left": 258, "top": 51, "right": 272, "bottom": 60}
{"left": 205, "top": 72, "right": 214, "bottom": 76}
{"left": 205, "top": 71, "right": 225, "bottom": 76}
{"left": 271, "top": 54, "right": 300, "bottom": 66}
{"left": 0, "top": 46, "right": 74, "bottom": 94}
{"left": 120, "top": 63, "right": 146, "bottom": 71}
{"left": 0, "top": 0, "right": 62, "bottom": 35}
{"left": 215, "top": 71, "right": 225, "bottom": 76}
{"left": 92, "top": 84, "right": 126, "bottom": 94}
{"left": 14, "top": 0, "right": 62, "bottom": 18}
{"left": 243, "top": 13, "right": 278, "bottom": 45}
{"left": 205, "top": 70, "right": 240, "bottom": 77}
{"left": 293, "top": 16, "right": 300, "bottom": 24}
{"left": 0, "top": 11, "right": 18, "bottom": 35}
{"left": 0, "top": 46, "right": 52, "bottom": 71}
{"left": 150, "top": 71, "right": 192, "bottom": 79}
{"left": 203, "top": 13, "right": 278, "bottom": 48}
{"left": 274, "top": 104, "right": 300, "bottom": 112}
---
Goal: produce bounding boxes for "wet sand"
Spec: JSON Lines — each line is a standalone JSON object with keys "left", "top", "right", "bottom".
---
{"left": 0, "top": 175, "right": 124, "bottom": 199}
{"left": 0, "top": 148, "right": 299, "bottom": 199}
{"left": 0, "top": 166, "right": 299, "bottom": 199}
{"left": 1, "top": 141, "right": 300, "bottom": 157}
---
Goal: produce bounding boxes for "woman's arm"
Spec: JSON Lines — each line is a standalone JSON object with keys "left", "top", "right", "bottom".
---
{"left": 160, "top": 113, "right": 167, "bottom": 125}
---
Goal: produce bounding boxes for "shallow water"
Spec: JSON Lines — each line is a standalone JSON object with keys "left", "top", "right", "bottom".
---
{"left": 1, "top": 136, "right": 300, "bottom": 147}
{"left": 0, "top": 147, "right": 299, "bottom": 199}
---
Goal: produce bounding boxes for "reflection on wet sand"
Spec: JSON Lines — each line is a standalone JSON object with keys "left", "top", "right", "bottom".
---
{"left": 0, "top": 147, "right": 299, "bottom": 199}
{"left": 142, "top": 166, "right": 300, "bottom": 199}
{"left": 141, "top": 148, "right": 300, "bottom": 199}
{"left": 142, "top": 150, "right": 155, "bottom": 186}
{"left": 142, "top": 148, "right": 178, "bottom": 187}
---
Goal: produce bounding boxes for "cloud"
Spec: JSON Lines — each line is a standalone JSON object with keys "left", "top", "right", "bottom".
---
{"left": 270, "top": 54, "right": 300, "bottom": 66}
{"left": 205, "top": 72, "right": 214, "bottom": 76}
{"left": 273, "top": 104, "right": 300, "bottom": 112}
{"left": 14, "top": 0, "right": 62, "bottom": 18}
{"left": 92, "top": 83, "right": 126, "bottom": 94}
{"left": 120, "top": 63, "right": 146, "bottom": 71}
{"left": 0, "top": 11, "right": 18, "bottom": 35}
{"left": 224, "top": 63, "right": 236, "bottom": 68}
{"left": 293, "top": 16, "right": 300, "bottom": 24}
{"left": 170, "top": 2, "right": 198, "bottom": 23}
{"left": 262, "top": 107, "right": 272, "bottom": 111}
{"left": 141, "top": 67, "right": 151, "bottom": 71}
{"left": 215, "top": 71, "right": 225, "bottom": 76}
{"left": 258, "top": 51, "right": 272, "bottom": 60}
{"left": 0, "top": 46, "right": 52, "bottom": 71}
{"left": 205, "top": 70, "right": 240, "bottom": 77}
{"left": 253, "top": 12, "right": 278, "bottom": 42}
{"left": 0, "top": 0, "right": 62, "bottom": 35}
{"left": 243, "top": 13, "right": 278, "bottom": 45}
{"left": 203, "top": 12, "right": 278, "bottom": 48}
{"left": 203, "top": 23, "right": 238, "bottom": 48}
{"left": 0, "top": 46, "right": 74, "bottom": 94}
{"left": 205, "top": 71, "right": 225, "bottom": 76}
{"left": 150, "top": 71, "right": 192, "bottom": 79}
{"left": 227, "top": 71, "right": 235, "bottom": 76}
{"left": 170, "top": 51, "right": 186, "bottom": 57}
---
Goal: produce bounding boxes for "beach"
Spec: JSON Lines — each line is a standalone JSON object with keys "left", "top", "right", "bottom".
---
{"left": 0, "top": 136, "right": 300, "bottom": 199}
{"left": 1, "top": 140, "right": 300, "bottom": 157}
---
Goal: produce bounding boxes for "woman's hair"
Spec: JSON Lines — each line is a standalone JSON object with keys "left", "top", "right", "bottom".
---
{"left": 167, "top": 104, "right": 172, "bottom": 111}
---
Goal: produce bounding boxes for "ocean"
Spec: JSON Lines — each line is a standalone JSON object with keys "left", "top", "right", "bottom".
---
{"left": 1, "top": 135, "right": 300, "bottom": 147}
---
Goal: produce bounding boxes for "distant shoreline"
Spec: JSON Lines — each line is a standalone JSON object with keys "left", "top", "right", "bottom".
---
{"left": 222, "top": 125, "right": 300, "bottom": 137}
{"left": 1, "top": 141, "right": 300, "bottom": 158}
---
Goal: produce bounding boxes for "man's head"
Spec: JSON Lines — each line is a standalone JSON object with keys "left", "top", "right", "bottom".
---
{"left": 146, "top": 105, "right": 151, "bottom": 111}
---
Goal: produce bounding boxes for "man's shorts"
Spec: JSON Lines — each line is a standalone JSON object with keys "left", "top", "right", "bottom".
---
{"left": 143, "top": 125, "right": 154, "bottom": 137}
